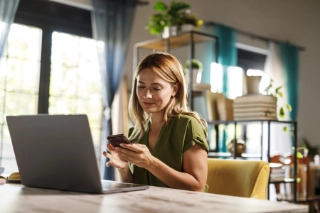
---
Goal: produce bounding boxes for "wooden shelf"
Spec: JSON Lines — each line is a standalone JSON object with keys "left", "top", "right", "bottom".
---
{"left": 134, "top": 31, "right": 216, "bottom": 51}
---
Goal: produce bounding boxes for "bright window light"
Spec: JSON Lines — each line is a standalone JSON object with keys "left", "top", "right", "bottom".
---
{"left": 210, "top": 62, "right": 223, "bottom": 93}
{"left": 227, "top": 66, "right": 243, "bottom": 99}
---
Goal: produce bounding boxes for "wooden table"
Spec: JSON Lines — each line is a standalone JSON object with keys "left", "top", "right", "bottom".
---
{"left": 0, "top": 183, "right": 308, "bottom": 213}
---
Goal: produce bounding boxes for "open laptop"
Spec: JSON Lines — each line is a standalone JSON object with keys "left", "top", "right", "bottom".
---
{"left": 6, "top": 114, "right": 149, "bottom": 194}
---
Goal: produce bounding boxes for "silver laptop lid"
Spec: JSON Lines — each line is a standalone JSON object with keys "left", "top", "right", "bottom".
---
{"left": 6, "top": 114, "right": 103, "bottom": 193}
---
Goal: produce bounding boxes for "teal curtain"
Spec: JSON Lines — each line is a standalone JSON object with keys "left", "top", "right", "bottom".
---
{"left": 198, "top": 42, "right": 216, "bottom": 85}
{"left": 279, "top": 43, "right": 299, "bottom": 121}
{"left": 0, "top": 0, "right": 19, "bottom": 59}
{"left": 214, "top": 24, "right": 237, "bottom": 153}
{"left": 215, "top": 24, "right": 237, "bottom": 97}
{"left": 91, "top": 0, "right": 136, "bottom": 180}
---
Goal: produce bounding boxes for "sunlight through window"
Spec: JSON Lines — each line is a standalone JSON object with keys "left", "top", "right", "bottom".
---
{"left": 49, "top": 32, "right": 102, "bottom": 155}
{"left": 0, "top": 23, "right": 41, "bottom": 173}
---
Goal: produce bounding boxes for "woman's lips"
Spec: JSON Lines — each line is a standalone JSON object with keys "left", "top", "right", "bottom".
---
{"left": 142, "top": 102, "right": 154, "bottom": 107}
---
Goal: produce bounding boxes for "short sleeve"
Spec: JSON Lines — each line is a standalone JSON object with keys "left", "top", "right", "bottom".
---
{"left": 182, "top": 118, "right": 209, "bottom": 153}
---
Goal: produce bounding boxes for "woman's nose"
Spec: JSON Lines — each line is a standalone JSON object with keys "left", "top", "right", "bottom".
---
{"left": 144, "top": 89, "right": 152, "bottom": 98}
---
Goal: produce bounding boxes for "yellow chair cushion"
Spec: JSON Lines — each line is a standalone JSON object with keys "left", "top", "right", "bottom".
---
{"left": 206, "top": 159, "right": 270, "bottom": 199}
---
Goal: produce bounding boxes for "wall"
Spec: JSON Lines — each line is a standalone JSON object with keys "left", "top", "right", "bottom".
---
{"left": 55, "top": 0, "right": 320, "bottom": 147}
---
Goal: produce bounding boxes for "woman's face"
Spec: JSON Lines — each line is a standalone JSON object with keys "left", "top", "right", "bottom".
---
{"left": 136, "top": 68, "right": 177, "bottom": 115}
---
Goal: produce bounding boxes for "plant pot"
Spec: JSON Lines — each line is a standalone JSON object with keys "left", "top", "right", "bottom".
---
{"left": 162, "top": 26, "right": 178, "bottom": 38}
{"left": 184, "top": 68, "right": 202, "bottom": 84}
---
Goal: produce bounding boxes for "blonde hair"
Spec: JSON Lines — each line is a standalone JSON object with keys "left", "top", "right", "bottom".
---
{"left": 128, "top": 52, "right": 207, "bottom": 140}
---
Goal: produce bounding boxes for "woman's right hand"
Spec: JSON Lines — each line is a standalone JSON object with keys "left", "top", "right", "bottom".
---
{"left": 103, "top": 143, "right": 128, "bottom": 169}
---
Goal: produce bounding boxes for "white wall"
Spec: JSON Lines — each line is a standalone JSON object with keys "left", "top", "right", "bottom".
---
{"left": 125, "top": 0, "right": 320, "bottom": 147}
{"left": 55, "top": 0, "right": 320, "bottom": 147}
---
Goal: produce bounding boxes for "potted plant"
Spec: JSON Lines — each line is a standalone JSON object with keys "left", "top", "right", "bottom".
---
{"left": 184, "top": 59, "right": 203, "bottom": 84}
{"left": 145, "top": 1, "right": 203, "bottom": 37}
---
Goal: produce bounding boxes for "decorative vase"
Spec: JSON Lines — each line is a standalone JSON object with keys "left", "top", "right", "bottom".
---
{"left": 162, "top": 26, "right": 178, "bottom": 38}
{"left": 245, "top": 76, "right": 262, "bottom": 94}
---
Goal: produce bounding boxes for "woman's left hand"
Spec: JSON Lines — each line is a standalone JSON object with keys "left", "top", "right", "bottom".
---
{"left": 115, "top": 143, "right": 155, "bottom": 169}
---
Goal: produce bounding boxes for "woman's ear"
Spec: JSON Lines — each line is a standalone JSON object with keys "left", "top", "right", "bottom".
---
{"left": 172, "top": 84, "right": 179, "bottom": 97}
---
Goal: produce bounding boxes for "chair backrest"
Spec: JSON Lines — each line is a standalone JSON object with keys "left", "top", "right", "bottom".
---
{"left": 207, "top": 158, "right": 270, "bottom": 199}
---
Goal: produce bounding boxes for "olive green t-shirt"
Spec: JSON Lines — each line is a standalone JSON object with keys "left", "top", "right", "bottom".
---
{"left": 128, "top": 114, "right": 209, "bottom": 188}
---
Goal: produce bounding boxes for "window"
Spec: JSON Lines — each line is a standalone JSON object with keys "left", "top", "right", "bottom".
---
{"left": 49, "top": 31, "right": 102, "bottom": 151}
{"left": 0, "top": 24, "right": 42, "bottom": 173}
{"left": 0, "top": 0, "right": 102, "bottom": 174}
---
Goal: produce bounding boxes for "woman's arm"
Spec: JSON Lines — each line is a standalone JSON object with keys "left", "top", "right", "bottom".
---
{"left": 117, "top": 164, "right": 134, "bottom": 183}
{"left": 116, "top": 143, "right": 207, "bottom": 191}
{"left": 149, "top": 144, "right": 207, "bottom": 191}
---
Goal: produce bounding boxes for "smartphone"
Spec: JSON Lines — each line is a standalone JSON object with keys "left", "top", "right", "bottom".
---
{"left": 107, "top": 134, "right": 130, "bottom": 148}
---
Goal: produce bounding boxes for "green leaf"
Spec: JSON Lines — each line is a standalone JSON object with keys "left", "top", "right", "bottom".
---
{"left": 283, "top": 126, "right": 288, "bottom": 132}
{"left": 277, "top": 91, "right": 283, "bottom": 98}
{"left": 286, "top": 104, "right": 292, "bottom": 111}
{"left": 169, "top": 2, "right": 190, "bottom": 12}
{"left": 279, "top": 107, "right": 285, "bottom": 118}
{"left": 264, "top": 84, "right": 272, "bottom": 94}
{"left": 154, "top": 1, "right": 167, "bottom": 12}
{"left": 275, "top": 86, "right": 282, "bottom": 93}
{"left": 296, "top": 152, "right": 303, "bottom": 159}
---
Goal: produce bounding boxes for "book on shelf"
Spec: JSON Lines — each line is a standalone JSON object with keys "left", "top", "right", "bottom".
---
{"left": 234, "top": 111, "right": 277, "bottom": 117}
{"left": 234, "top": 108, "right": 277, "bottom": 114}
{"left": 218, "top": 109, "right": 234, "bottom": 120}
{"left": 216, "top": 96, "right": 234, "bottom": 120}
{"left": 233, "top": 115, "right": 277, "bottom": 121}
{"left": 271, "top": 167, "right": 285, "bottom": 174}
{"left": 233, "top": 102, "right": 277, "bottom": 109}
{"left": 216, "top": 96, "right": 233, "bottom": 111}
{"left": 270, "top": 167, "right": 286, "bottom": 181}
{"left": 234, "top": 94, "right": 276, "bottom": 104}
{"left": 204, "top": 92, "right": 224, "bottom": 121}
{"left": 192, "top": 83, "right": 211, "bottom": 92}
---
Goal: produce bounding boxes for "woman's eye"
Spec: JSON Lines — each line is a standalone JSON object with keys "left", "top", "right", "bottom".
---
{"left": 137, "top": 86, "right": 145, "bottom": 89}
{"left": 153, "top": 87, "right": 161, "bottom": 91}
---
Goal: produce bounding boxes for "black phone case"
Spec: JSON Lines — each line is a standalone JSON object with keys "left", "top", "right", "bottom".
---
{"left": 107, "top": 134, "right": 130, "bottom": 147}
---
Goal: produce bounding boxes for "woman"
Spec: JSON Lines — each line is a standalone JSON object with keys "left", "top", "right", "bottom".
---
{"left": 103, "top": 52, "right": 208, "bottom": 191}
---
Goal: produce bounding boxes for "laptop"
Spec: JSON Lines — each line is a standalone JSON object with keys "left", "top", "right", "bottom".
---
{"left": 6, "top": 114, "right": 149, "bottom": 194}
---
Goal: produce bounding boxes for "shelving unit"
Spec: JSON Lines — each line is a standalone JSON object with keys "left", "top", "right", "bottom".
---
{"left": 134, "top": 30, "right": 219, "bottom": 109}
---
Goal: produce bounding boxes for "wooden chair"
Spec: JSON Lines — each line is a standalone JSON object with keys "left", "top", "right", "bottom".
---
{"left": 206, "top": 158, "right": 270, "bottom": 199}
{"left": 270, "top": 153, "right": 320, "bottom": 212}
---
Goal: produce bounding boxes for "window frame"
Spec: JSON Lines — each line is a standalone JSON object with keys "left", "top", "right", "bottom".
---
{"left": 14, "top": 0, "right": 92, "bottom": 113}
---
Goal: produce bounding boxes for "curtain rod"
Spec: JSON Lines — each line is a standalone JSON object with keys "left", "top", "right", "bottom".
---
{"left": 205, "top": 21, "right": 305, "bottom": 51}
